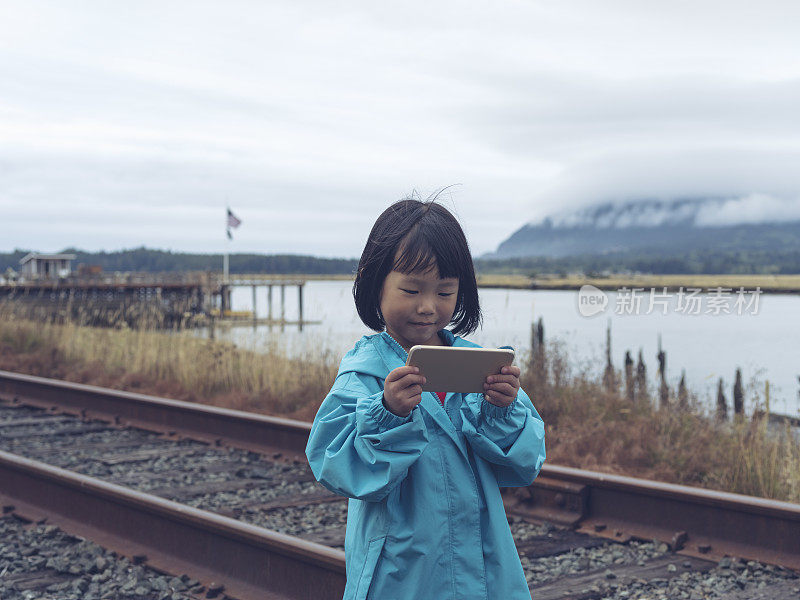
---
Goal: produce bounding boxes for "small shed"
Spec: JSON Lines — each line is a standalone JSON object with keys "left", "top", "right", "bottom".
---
{"left": 19, "top": 253, "right": 77, "bottom": 280}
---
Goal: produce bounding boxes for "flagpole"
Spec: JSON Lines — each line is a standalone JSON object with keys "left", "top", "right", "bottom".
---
{"left": 223, "top": 206, "right": 241, "bottom": 289}
{"left": 224, "top": 207, "right": 230, "bottom": 284}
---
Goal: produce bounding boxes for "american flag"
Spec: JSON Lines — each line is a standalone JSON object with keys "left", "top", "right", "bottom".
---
{"left": 227, "top": 208, "right": 242, "bottom": 229}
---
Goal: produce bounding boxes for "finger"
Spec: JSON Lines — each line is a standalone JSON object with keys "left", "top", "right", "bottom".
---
{"left": 397, "top": 392, "right": 423, "bottom": 411}
{"left": 484, "top": 382, "right": 517, "bottom": 397}
{"left": 393, "top": 383, "right": 422, "bottom": 401}
{"left": 500, "top": 366, "right": 521, "bottom": 377}
{"left": 402, "top": 384, "right": 423, "bottom": 398}
{"left": 492, "top": 383, "right": 519, "bottom": 399}
{"left": 484, "top": 390, "right": 513, "bottom": 406}
{"left": 486, "top": 374, "right": 519, "bottom": 386}
{"left": 396, "top": 374, "right": 426, "bottom": 389}
{"left": 386, "top": 366, "right": 419, "bottom": 382}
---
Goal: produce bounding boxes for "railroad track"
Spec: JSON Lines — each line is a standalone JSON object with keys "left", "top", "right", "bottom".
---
{"left": 1, "top": 370, "right": 799, "bottom": 600}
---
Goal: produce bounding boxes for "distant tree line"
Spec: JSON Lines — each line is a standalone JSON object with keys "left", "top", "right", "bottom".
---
{"left": 0, "top": 247, "right": 358, "bottom": 275}
{"left": 3, "top": 245, "right": 799, "bottom": 276}
{"left": 475, "top": 248, "right": 800, "bottom": 276}
{"left": 494, "top": 220, "right": 800, "bottom": 260}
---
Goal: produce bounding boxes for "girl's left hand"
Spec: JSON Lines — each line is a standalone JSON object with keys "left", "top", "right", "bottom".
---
{"left": 483, "top": 365, "right": 520, "bottom": 408}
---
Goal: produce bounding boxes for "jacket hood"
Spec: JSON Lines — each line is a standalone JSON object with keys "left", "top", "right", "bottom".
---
{"left": 337, "top": 330, "right": 462, "bottom": 379}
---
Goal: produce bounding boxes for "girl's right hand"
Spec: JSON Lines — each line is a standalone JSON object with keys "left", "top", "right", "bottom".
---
{"left": 383, "top": 366, "right": 426, "bottom": 417}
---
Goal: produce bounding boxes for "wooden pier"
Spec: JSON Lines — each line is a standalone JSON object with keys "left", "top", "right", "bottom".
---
{"left": 222, "top": 276, "right": 305, "bottom": 322}
{"left": 0, "top": 273, "right": 313, "bottom": 330}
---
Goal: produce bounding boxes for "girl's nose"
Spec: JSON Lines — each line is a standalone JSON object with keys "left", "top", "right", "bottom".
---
{"left": 417, "top": 295, "right": 435, "bottom": 314}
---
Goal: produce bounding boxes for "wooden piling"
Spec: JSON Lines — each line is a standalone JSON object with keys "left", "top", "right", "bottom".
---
{"left": 716, "top": 378, "right": 728, "bottom": 421}
{"left": 733, "top": 368, "right": 744, "bottom": 419}
{"left": 298, "top": 283, "right": 304, "bottom": 332}
{"left": 624, "top": 350, "right": 634, "bottom": 403}
{"left": 602, "top": 320, "right": 616, "bottom": 391}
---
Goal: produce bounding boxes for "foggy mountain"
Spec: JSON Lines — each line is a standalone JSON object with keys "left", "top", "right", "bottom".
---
{"left": 489, "top": 198, "right": 800, "bottom": 259}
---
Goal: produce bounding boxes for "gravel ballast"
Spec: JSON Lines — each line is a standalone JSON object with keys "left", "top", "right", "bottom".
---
{"left": 2, "top": 401, "right": 799, "bottom": 599}
{"left": 0, "top": 514, "right": 210, "bottom": 600}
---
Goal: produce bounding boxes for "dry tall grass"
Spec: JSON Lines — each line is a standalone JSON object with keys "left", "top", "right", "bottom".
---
{"left": 524, "top": 342, "right": 800, "bottom": 503}
{"left": 529, "top": 273, "right": 800, "bottom": 293}
{"left": 0, "top": 307, "right": 337, "bottom": 419}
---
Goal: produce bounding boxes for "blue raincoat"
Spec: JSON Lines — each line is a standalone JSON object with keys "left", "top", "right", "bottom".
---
{"left": 306, "top": 331, "right": 546, "bottom": 600}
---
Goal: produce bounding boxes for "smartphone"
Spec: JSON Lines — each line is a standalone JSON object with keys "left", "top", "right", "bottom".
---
{"left": 406, "top": 345, "right": 515, "bottom": 393}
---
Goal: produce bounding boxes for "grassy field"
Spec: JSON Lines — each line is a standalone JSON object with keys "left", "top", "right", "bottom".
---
{"left": 236, "top": 273, "right": 354, "bottom": 282}
{"left": 248, "top": 273, "right": 533, "bottom": 288}
{"left": 527, "top": 274, "right": 800, "bottom": 293}
{"left": 0, "top": 314, "right": 338, "bottom": 418}
{"left": 251, "top": 272, "right": 800, "bottom": 292}
{"left": 0, "top": 312, "right": 798, "bottom": 503}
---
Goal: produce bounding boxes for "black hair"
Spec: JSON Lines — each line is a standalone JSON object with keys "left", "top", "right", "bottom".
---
{"left": 353, "top": 195, "right": 482, "bottom": 336}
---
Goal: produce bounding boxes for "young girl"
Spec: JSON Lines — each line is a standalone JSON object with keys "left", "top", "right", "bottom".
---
{"left": 305, "top": 198, "right": 546, "bottom": 600}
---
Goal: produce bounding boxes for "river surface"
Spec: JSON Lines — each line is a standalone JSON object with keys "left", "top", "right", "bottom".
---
{"left": 213, "top": 280, "right": 800, "bottom": 417}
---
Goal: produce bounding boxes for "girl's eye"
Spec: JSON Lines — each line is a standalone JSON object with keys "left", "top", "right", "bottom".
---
{"left": 438, "top": 293, "right": 454, "bottom": 297}
{"left": 400, "top": 288, "right": 418, "bottom": 294}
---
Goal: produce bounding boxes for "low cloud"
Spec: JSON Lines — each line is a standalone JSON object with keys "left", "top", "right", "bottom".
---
{"left": 695, "top": 194, "right": 800, "bottom": 227}
{"left": 526, "top": 147, "right": 800, "bottom": 225}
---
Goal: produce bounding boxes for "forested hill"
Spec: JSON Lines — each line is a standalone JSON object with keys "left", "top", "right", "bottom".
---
{"left": 481, "top": 198, "right": 800, "bottom": 274}
{"left": 490, "top": 198, "right": 800, "bottom": 258}
{"left": 0, "top": 247, "right": 358, "bottom": 275}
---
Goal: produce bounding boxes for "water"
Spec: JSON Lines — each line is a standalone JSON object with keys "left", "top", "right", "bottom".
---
{"left": 214, "top": 280, "right": 800, "bottom": 417}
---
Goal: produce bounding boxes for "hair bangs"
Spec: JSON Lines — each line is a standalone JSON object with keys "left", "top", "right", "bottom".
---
{"left": 392, "top": 223, "right": 462, "bottom": 281}
{"left": 391, "top": 228, "right": 436, "bottom": 276}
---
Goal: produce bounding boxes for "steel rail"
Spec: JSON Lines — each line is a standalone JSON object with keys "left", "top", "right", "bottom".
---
{"left": 526, "top": 465, "right": 800, "bottom": 570}
{"left": 0, "top": 370, "right": 310, "bottom": 459}
{"left": 0, "top": 450, "right": 346, "bottom": 600}
{"left": 2, "top": 369, "right": 799, "bottom": 571}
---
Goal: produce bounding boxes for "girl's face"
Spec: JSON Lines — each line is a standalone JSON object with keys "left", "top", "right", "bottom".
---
{"left": 379, "top": 262, "right": 459, "bottom": 351}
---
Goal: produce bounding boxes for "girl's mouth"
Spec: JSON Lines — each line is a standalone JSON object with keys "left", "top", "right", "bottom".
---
{"left": 410, "top": 322, "right": 435, "bottom": 327}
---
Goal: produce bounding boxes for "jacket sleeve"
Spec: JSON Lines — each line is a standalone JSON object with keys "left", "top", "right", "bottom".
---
{"left": 460, "top": 387, "right": 546, "bottom": 487}
{"left": 305, "top": 371, "right": 430, "bottom": 502}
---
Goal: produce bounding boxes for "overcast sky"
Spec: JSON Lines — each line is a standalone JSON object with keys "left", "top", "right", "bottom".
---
{"left": 2, "top": 1, "right": 800, "bottom": 257}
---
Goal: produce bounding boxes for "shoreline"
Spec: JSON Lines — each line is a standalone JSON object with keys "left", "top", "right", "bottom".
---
{"left": 476, "top": 273, "right": 800, "bottom": 293}
{"left": 251, "top": 273, "right": 800, "bottom": 293}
